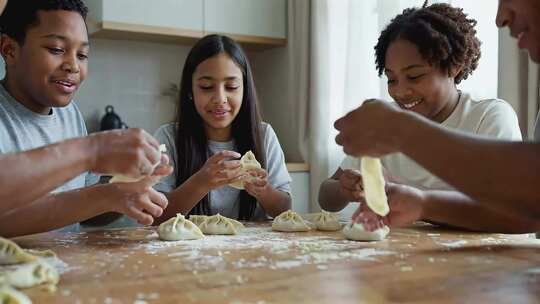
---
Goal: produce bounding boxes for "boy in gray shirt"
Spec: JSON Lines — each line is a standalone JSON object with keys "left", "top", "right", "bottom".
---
{"left": 0, "top": 0, "right": 170, "bottom": 236}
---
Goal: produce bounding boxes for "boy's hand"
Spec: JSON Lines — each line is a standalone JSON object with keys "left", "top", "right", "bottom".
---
{"left": 352, "top": 182, "right": 426, "bottom": 231}
{"left": 106, "top": 176, "right": 169, "bottom": 225}
{"left": 193, "top": 150, "right": 245, "bottom": 191}
{"left": 89, "top": 128, "right": 163, "bottom": 177}
{"left": 244, "top": 168, "right": 269, "bottom": 198}
{"left": 339, "top": 169, "right": 364, "bottom": 202}
{"left": 335, "top": 100, "right": 404, "bottom": 157}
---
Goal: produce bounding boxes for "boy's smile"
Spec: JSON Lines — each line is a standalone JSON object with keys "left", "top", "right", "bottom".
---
{"left": 2, "top": 10, "right": 88, "bottom": 114}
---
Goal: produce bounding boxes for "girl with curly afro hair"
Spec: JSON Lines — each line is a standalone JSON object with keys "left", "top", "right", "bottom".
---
{"left": 319, "top": 2, "right": 534, "bottom": 234}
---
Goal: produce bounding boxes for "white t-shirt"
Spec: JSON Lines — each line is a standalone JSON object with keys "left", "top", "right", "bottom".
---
{"left": 341, "top": 93, "right": 522, "bottom": 190}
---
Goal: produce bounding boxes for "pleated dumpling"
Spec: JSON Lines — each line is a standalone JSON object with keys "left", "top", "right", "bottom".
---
{"left": 109, "top": 144, "right": 167, "bottom": 183}
{"left": 342, "top": 222, "right": 389, "bottom": 241}
{"left": 0, "top": 260, "right": 60, "bottom": 290}
{"left": 158, "top": 213, "right": 204, "bottom": 241}
{"left": 199, "top": 214, "right": 244, "bottom": 235}
{"left": 188, "top": 215, "right": 209, "bottom": 228}
{"left": 0, "top": 237, "right": 36, "bottom": 265}
{"left": 272, "top": 210, "right": 313, "bottom": 232}
{"left": 311, "top": 211, "right": 342, "bottom": 231}
{"left": 228, "top": 151, "right": 262, "bottom": 190}
{"left": 0, "top": 285, "right": 32, "bottom": 304}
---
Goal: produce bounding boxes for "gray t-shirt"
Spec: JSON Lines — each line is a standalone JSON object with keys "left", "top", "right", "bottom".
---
{"left": 154, "top": 122, "right": 291, "bottom": 220}
{"left": 0, "top": 82, "right": 98, "bottom": 232}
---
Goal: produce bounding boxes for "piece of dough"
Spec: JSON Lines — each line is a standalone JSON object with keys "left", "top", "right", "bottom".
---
{"left": 188, "top": 215, "right": 209, "bottom": 227}
{"left": 0, "top": 238, "right": 36, "bottom": 265}
{"left": 360, "top": 157, "right": 389, "bottom": 216}
{"left": 272, "top": 210, "right": 313, "bottom": 232}
{"left": 0, "top": 260, "right": 59, "bottom": 290}
{"left": 310, "top": 211, "right": 342, "bottom": 231}
{"left": 342, "top": 222, "right": 389, "bottom": 241}
{"left": 0, "top": 285, "right": 32, "bottom": 304}
{"left": 158, "top": 213, "right": 204, "bottom": 241}
{"left": 109, "top": 144, "right": 167, "bottom": 183}
{"left": 228, "top": 151, "right": 262, "bottom": 190}
{"left": 198, "top": 214, "right": 244, "bottom": 235}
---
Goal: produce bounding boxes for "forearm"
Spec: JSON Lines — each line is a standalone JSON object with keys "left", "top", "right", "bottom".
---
{"left": 256, "top": 187, "right": 291, "bottom": 218}
{"left": 318, "top": 179, "right": 351, "bottom": 212}
{"left": 421, "top": 190, "right": 540, "bottom": 234}
{"left": 0, "top": 184, "right": 111, "bottom": 237}
{"left": 0, "top": 137, "right": 94, "bottom": 214}
{"left": 400, "top": 112, "right": 540, "bottom": 218}
{"left": 155, "top": 177, "right": 209, "bottom": 225}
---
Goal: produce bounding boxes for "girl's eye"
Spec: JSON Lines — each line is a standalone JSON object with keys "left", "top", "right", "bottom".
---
{"left": 199, "top": 86, "right": 213, "bottom": 90}
{"left": 77, "top": 53, "right": 88, "bottom": 60}
{"left": 226, "top": 86, "right": 240, "bottom": 90}
{"left": 47, "top": 47, "right": 64, "bottom": 55}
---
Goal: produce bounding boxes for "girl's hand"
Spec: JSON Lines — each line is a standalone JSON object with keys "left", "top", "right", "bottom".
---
{"left": 339, "top": 169, "right": 364, "bottom": 201}
{"left": 244, "top": 168, "right": 269, "bottom": 198}
{"left": 193, "top": 150, "right": 245, "bottom": 191}
{"left": 352, "top": 182, "right": 426, "bottom": 231}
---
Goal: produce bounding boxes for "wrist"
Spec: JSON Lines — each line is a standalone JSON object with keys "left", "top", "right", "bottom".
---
{"left": 188, "top": 172, "right": 211, "bottom": 195}
{"left": 83, "top": 134, "right": 99, "bottom": 172}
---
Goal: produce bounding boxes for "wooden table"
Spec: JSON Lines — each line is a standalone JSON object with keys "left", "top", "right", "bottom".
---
{"left": 11, "top": 222, "right": 540, "bottom": 304}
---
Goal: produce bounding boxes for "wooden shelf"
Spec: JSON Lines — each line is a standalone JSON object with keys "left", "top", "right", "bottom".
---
{"left": 286, "top": 163, "right": 310, "bottom": 172}
{"left": 87, "top": 21, "right": 287, "bottom": 50}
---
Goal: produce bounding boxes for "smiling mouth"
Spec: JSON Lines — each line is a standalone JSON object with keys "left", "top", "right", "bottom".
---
{"left": 53, "top": 80, "right": 76, "bottom": 88}
{"left": 400, "top": 99, "right": 422, "bottom": 109}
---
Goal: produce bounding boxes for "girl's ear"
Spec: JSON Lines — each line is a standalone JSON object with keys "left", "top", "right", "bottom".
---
{"left": 449, "top": 65, "right": 462, "bottom": 79}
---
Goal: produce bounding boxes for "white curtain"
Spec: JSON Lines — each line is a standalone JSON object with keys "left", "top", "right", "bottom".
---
{"left": 305, "top": 0, "right": 500, "bottom": 216}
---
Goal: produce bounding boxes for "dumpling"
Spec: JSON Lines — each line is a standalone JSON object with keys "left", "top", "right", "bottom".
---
{"left": 360, "top": 157, "right": 389, "bottom": 216}
{"left": 342, "top": 222, "right": 389, "bottom": 241}
{"left": 228, "top": 151, "right": 262, "bottom": 190}
{"left": 109, "top": 144, "right": 167, "bottom": 183}
{"left": 0, "top": 285, "right": 32, "bottom": 304}
{"left": 0, "top": 260, "right": 59, "bottom": 290}
{"left": 272, "top": 210, "right": 313, "bottom": 232}
{"left": 311, "top": 211, "right": 341, "bottom": 231}
{"left": 0, "top": 237, "right": 36, "bottom": 265}
{"left": 188, "top": 215, "right": 209, "bottom": 227}
{"left": 199, "top": 214, "right": 244, "bottom": 235}
{"left": 158, "top": 213, "right": 204, "bottom": 241}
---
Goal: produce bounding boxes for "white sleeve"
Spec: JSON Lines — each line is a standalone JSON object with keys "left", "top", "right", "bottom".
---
{"left": 476, "top": 101, "right": 522, "bottom": 141}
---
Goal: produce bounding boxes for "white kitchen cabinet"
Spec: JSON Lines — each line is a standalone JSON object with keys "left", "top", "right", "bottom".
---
{"left": 85, "top": 0, "right": 287, "bottom": 48}
{"left": 86, "top": 0, "right": 204, "bottom": 31}
{"left": 204, "top": 0, "right": 287, "bottom": 39}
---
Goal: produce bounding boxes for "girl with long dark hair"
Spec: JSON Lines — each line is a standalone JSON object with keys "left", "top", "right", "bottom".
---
{"left": 154, "top": 35, "right": 291, "bottom": 222}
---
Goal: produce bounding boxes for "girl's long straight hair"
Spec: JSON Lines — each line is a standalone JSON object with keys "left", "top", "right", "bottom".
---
{"left": 174, "top": 34, "right": 265, "bottom": 220}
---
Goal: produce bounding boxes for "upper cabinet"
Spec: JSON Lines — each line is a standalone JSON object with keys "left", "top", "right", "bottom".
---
{"left": 85, "top": 0, "right": 287, "bottom": 49}
{"left": 204, "top": 0, "right": 286, "bottom": 39}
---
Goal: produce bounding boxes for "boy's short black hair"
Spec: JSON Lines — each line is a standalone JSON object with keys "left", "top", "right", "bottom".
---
{"left": 374, "top": 2, "right": 481, "bottom": 84}
{"left": 0, "top": 0, "right": 89, "bottom": 44}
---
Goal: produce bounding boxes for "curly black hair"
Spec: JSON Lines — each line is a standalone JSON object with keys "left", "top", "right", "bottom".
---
{"left": 374, "top": 2, "right": 481, "bottom": 84}
{"left": 0, "top": 0, "right": 88, "bottom": 45}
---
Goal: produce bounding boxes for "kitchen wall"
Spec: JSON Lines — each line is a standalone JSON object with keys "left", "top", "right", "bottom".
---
{"left": 76, "top": 37, "right": 304, "bottom": 162}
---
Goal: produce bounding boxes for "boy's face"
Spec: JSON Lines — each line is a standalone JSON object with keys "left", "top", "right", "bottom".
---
{"left": 4, "top": 10, "right": 88, "bottom": 112}
{"left": 384, "top": 38, "right": 458, "bottom": 123}
{"left": 497, "top": 0, "right": 540, "bottom": 62}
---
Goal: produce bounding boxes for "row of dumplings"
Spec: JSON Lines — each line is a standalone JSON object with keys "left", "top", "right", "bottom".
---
{"left": 0, "top": 237, "right": 60, "bottom": 304}
{"left": 158, "top": 210, "right": 389, "bottom": 242}
{"left": 272, "top": 210, "right": 389, "bottom": 241}
{"left": 158, "top": 213, "right": 245, "bottom": 241}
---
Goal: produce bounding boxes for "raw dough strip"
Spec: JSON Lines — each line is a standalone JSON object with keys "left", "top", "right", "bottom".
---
{"left": 360, "top": 157, "right": 389, "bottom": 216}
